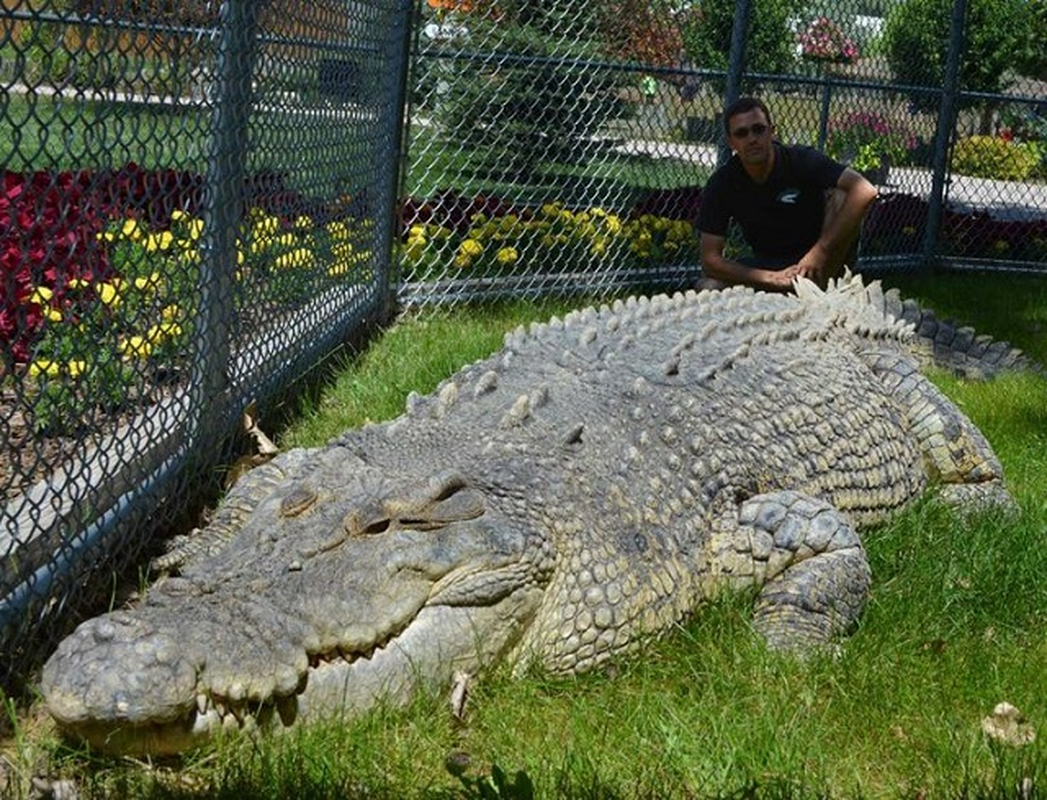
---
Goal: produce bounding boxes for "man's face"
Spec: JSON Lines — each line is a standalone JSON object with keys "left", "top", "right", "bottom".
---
{"left": 726, "top": 108, "right": 774, "bottom": 166}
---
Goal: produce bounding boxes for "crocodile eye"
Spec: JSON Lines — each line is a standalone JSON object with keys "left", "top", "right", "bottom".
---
{"left": 280, "top": 485, "right": 317, "bottom": 518}
{"left": 429, "top": 471, "right": 469, "bottom": 502}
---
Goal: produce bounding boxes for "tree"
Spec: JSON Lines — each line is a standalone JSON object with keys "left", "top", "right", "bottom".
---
{"left": 679, "top": 0, "right": 805, "bottom": 76}
{"left": 433, "top": 3, "right": 623, "bottom": 184}
{"left": 883, "top": 0, "right": 1026, "bottom": 113}
{"left": 1014, "top": 0, "right": 1047, "bottom": 82}
{"left": 596, "top": 0, "right": 684, "bottom": 68}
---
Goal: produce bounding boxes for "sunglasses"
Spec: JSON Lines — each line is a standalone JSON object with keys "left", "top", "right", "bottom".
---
{"left": 729, "top": 123, "right": 769, "bottom": 139}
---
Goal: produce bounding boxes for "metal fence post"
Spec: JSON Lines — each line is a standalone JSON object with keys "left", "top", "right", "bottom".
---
{"left": 720, "top": 0, "right": 752, "bottom": 164}
{"left": 191, "top": 0, "right": 260, "bottom": 449}
{"left": 374, "top": 0, "right": 416, "bottom": 318}
{"left": 921, "top": 0, "right": 967, "bottom": 270}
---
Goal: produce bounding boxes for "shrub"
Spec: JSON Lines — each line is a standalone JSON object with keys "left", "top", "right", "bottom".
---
{"left": 825, "top": 110, "right": 919, "bottom": 170}
{"left": 950, "top": 135, "right": 1042, "bottom": 181}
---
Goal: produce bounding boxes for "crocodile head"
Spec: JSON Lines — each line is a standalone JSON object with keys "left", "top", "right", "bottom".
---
{"left": 41, "top": 460, "right": 553, "bottom": 755}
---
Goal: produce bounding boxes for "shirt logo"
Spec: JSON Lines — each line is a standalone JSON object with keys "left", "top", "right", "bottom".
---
{"left": 777, "top": 188, "right": 801, "bottom": 204}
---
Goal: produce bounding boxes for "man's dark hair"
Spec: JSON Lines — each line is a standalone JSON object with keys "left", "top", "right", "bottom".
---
{"left": 723, "top": 96, "right": 773, "bottom": 134}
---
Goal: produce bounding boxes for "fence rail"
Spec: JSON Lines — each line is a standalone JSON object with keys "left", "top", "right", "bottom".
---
{"left": 0, "top": 0, "right": 410, "bottom": 692}
{"left": 2, "top": 0, "right": 1045, "bottom": 692}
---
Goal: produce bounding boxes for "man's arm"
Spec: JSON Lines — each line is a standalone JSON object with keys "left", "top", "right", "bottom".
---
{"left": 699, "top": 232, "right": 800, "bottom": 293}
{"left": 793, "top": 167, "right": 877, "bottom": 287}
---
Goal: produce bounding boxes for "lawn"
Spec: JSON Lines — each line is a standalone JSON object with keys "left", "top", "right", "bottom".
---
{"left": 4, "top": 271, "right": 1047, "bottom": 799}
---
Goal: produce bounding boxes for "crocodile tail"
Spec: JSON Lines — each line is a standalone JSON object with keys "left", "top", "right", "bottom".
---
{"left": 880, "top": 287, "right": 1043, "bottom": 380}
{"left": 795, "top": 270, "right": 1041, "bottom": 380}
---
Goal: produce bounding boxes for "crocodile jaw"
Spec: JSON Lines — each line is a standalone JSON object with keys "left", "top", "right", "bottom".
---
{"left": 43, "top": 588, "right": 544, "bottom": 756}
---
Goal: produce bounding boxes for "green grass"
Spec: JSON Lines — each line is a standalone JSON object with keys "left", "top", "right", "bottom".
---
{"left": 7, "top": 273, "right": 1047, "bottom": 799}
{"left": 0, "top": 94, "right": 210, "bottom": 172}
{"left": 402, "top": 127, "right": 710, "bottom": 207}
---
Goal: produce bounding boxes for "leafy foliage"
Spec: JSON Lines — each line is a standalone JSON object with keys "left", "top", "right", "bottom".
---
{"left": 679, "top": 0, "right": 804, "bottom": 75}
{"left": 1014, "top": 0, "right": 1047, "bottom": 82}
{"left": 950, "top": 135, "right": 1043, "bottom": 182}
{"left": 595, "top": 0, "right": 684, "bottom": 68}
{"left": 434, "top": 15, "right": 623, "bottom": 184}
{"left": 883, "top": 0, "right": 1027, "bottom": 109}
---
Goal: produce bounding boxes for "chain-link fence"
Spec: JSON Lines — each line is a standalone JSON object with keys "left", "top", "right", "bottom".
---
{"left": 0, "top": 0, "right": 410, "bottom": 692}
{"left": 3, "top": 0, "right": 1046, "bottom": 695}
{"left": 399, "top": 0, "right": 1047, "bottom": 309}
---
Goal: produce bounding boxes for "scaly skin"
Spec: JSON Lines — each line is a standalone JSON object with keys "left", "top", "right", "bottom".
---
{"left": 41, "top": 273, "right": 1013, "bottom": 755}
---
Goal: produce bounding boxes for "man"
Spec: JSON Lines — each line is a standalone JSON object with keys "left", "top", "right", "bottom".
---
{"left": 698, "top": 97, "right": 878, "bottom": 292}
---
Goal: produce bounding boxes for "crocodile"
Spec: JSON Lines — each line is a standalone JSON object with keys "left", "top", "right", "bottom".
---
{"left": 41, "top": 273, "right": 1018, "bottom": 756}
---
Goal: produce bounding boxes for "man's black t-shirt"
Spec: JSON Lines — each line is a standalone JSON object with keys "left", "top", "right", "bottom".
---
{"left": 698, "top": 142, "right": 845, "bottom": 264}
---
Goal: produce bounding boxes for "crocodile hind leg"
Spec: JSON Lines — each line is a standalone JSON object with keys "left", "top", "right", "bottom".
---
{"left": 863, "top": 350, "right": 1014, "bottom": 513}
{"left": 706, "top": 491, "right": 871, "bottom": 651}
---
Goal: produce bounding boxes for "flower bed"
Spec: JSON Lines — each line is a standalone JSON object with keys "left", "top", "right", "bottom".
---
{"left": 825, "top": 111, "right": 920, "bottom": 175}
{"left": 1, "top": 164, "right": 374, "bottom": 502}
{"left": 399, "top": 191, "right": 701, "bottom": 281}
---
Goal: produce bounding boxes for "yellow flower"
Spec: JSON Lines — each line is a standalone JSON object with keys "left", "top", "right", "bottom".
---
{"left": 328, "top": 259, "right": 355, "bottom": 277}
{"left": 326, "top": 220, "right": 351, "bottom": 240}
{"left": 133, "top": 272, "right": 163, "bottom": 292}
{"left": 45, "top": 307, "right": 63, "bottom": 323}
{"left": 96, "top": 229, "right": 118, "bottom": 242}
{"left": 67, "top": 278, "right": 91, "bottom": 290}
{"left": 405, "top": 237, "right": 426, "bottom": 262}
{"left": 274, "top": 248, "right": 315, "bottom": 269}
{"left": 293, "top": 215, "right": 314, "bottom": 230}
{"left": 604, "top": 214, "right": 622, "bottom": 234}
{"left": 147, "top": 322, "right": 183, "bottom": 343}
{"left": 118, "top": 336, "right": 152, "bottom": 360}
{"left": 27, "top": 286, "right": 54, "bottom": 305}
{"left": 459, "top": 239, "right": 483, "bottom": 258}
{"left": 254, "top": 215, "right": 280, "bottom": 237}
{"left": 250, "top": 236, "right": 273, "bottom": 255}
{"left": 275, "top": 232, "right": 298, "bottom": 248}
{"left": 121, "top": 219, "right": 144, "bottom": 240}
{"left": 161, "top": 304, "right": 181, "bottom": 321}
{"left": 96, "top": 282, "right": 121, "bottom": 307}
{"left": 144, "top": 231, "right": 175, "bottom": 252}
{"left": 170, "top": 209, "right": 189, "bottom": 222}
{"left": 28, "top": 359, "right": 61, "bottom": 379}
{"left": 496, "top": 246, "right": 519, "bottom": 264}
{"left": 67, "top": 360, "right": 87, "bottom": 378}
{"left": 186, "top": 218, "right": 204, "bottom": 241}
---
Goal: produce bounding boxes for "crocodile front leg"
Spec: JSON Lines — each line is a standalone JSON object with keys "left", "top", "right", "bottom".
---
{"left": 705, "top": 491, "right": 871, "bottom": 651}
